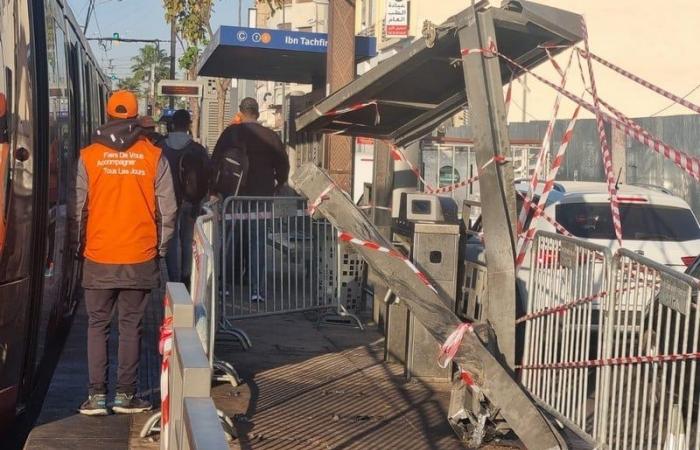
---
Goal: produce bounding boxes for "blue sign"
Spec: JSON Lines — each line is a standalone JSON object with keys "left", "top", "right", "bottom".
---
{"left": 217, "top": 26, "right": 376, "bottom": 59}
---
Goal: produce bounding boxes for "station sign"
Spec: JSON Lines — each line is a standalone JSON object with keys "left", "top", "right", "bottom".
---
{"left": 158, "top": 80, "right": 203, "bottom": 98}
{"left": 385, "top": 0, "right": 409, "bottom": 38}
{"left": 218, "top": 26, "right": 376, "bottom": 58}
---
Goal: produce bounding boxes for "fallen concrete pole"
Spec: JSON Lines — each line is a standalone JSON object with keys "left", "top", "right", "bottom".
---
{"left": 293, "top": 163, "right": 567, "bottom": 449}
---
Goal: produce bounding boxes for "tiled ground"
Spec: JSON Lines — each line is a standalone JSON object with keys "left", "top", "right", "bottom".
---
{"left": 128, "top": 312, "right": 465, "bottom": 450}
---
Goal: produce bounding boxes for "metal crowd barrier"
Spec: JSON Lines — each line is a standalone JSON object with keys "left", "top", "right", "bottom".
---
{"left": 220, "top": 196, "right": 363, "bottom": 328}
{"left": 596, "top": 249, "right": 700, "bottom": 449}
{"left": 182, "top": 398, "right": 230, "bottom": 450}
{"left": 191, "top": 203, "right": 243, "bottom": 385}
{"left": 520, "top": 231, "right": 700, "bottom": 449}
{"left": 140, "top": 283, "right": 234, "bottom": 446}
{"left": 520, "top": 231, "right": 611, "bottom": 445}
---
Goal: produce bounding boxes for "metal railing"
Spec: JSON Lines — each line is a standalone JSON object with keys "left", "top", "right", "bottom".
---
{"left": 596, "top": 249, "right": 700, "bottom": 449}
{"left": 191, "top": 203, "right": 244, "bottom": 384}
{"left": 520, "top": 231, "right": 700, "bottom": 448}
{"left": 521, "top": 232, "right": 611, "bottom": 444}
{"left": 182, "top": 398, "right": 230, "bottom": 450}
{"left": 140, "top": 283, "right": 233, "bottom": 450}
{"left": 220, "top": 196, "right": 363, "bottom": 328}
{"left": 141, "top": 281, "right": 235, "bottom": 445}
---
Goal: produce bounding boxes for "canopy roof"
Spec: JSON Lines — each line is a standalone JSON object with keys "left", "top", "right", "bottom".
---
{"left": 295, "top": 0, "right": 583, "bottom": 147}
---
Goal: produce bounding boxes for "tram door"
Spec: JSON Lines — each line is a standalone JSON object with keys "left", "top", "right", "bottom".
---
{"left": 0, "top": 0, "right": 38, "bottom": 421}
{"left": 32, "top": 0, "right": 72, "bottom": 373}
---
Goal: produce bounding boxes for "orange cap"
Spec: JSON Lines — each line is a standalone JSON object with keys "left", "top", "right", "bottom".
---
{"left": 107, "top": 90, "right": 138, "bottom": 119}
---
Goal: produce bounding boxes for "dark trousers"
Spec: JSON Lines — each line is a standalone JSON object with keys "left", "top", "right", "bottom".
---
{"left": 85, "top": 288, "right": 149, "bottom": 395}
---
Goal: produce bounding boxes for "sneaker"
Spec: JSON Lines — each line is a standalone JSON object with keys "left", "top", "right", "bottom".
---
{"left": 251, "top": 291, "right": 265, "bottom": 302}
{"left": 112, "top": 393, "right": 152, "bottom": 414}
{"left": 78, "top": 394, "right": 109, "bottom": 416}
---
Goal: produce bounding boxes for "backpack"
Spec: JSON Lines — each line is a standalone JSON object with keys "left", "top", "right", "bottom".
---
{"left": 176, "top": 143, "right": 209, "bottom": 204}
{"left": 212, "top": 146, "right": 248, "bottom": 197}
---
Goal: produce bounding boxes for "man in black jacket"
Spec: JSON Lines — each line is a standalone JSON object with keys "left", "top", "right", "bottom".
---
{"left": 212, "top": 98, "right": 289, "bottom": 302}
{"left": 162, "top": 110, "right": 209, "bottom": 289}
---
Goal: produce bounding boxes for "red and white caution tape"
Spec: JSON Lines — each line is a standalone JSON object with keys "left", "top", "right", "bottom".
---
{"left": 307, "top": 184, "right": 336, "bottom": 215}
{"left": 390, "top": 146, "right": 435, "bottom": 192}
{"left": 427, "top": 155, "right": 509, "bottom": 195}
{"left": 516, "top": 192, "right": 572, "bottom": 238}
{"left": 485, "top": 44, "right": 700, "bottom": 182}
{"left": 515, "top": 105, "right": 580, "bottom": 267}
{"left": 516, "top": 49, "right": 574, "bottom": 236}
{"left": 595, "top": 94, "right": 700, "bottom": 181}
{"left": 460, "top": 44, "right": 496, "bottom": 57}
{"left": 580, "top": 18, "right": 622, "bottom": 245}
{"left": 518, "top": 352, "right": 700, "bottom": 371}
{"left": 437, "top": 322, "right": 474, "bottom": 369}
{"left": 159, "top": 314, "right": 173, "bottom": 449}
{"left": 320, "top": 101, "right": 381, "bottom": 125}
{"left": 581, "top": 49, "right": 700, "bottom": 116}
{"left": 337, "top": 231, "right": 437, "bottom": 294}
{"left": 515, "top": 291, "right": 607, "bottom": 324}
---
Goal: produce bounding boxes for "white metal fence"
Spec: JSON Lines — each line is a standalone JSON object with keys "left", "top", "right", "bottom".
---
{"left": 191, "top": 204, "right": 242, "bottom": 385}
{"left": 220, "top": 196, "right": 363, "bottom": 327}
{"left": 520, "top": 231, "right": 700, "bottom": 449}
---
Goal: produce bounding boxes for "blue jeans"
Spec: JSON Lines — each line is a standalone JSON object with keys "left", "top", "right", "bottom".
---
{"left": 166, "top": 202, "right": 196, "bottom": 288}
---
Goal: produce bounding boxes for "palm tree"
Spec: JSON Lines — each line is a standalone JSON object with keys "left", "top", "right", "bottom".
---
{"left": 130, "top": 44, "right": 170, "bottom": 110}
{"left": 117, "top": 76, "right": 141, "bottom": 92}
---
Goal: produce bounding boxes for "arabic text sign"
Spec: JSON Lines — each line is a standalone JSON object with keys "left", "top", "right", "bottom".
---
{"left": 385, "top": 0, "right": 409, "bottom": 38}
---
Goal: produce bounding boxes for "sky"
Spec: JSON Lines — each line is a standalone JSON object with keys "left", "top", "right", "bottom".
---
{"left": 67, "top": 0, "right": 255, "bottom": 81}
{"left": 67, "top": 0, "right": 700, "bottom": 120}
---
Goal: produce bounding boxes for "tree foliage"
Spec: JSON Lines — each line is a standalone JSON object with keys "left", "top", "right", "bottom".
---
{"left": 117, "top": 76, "right": 141, "bottom": 92}
{"left": 178, "top": 45, "right": 203, "bottom": 72}
{"left": 255, "top": 0, "right": 285, "bottom": 14}
{"left": 163, "top": 0, "right": 214, "bottom": 45}
{"left": 130, "top": 44, "right": 170, "bottom": 89}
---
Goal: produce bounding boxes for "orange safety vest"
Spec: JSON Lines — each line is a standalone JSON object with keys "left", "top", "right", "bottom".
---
{"left": 80, "top": 138, "right": 162, "bottom": 264}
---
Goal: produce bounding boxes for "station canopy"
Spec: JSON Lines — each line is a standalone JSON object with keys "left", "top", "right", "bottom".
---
{"left": 197, "top": 26, "right": 377, "bottom": 84}
{"left": 295, "top": 0, "right": 584, "bottom": 147}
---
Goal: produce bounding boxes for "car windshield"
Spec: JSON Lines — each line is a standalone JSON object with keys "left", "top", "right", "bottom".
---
{"left": 556, "top": 203, "right": 700, "bottom": 241}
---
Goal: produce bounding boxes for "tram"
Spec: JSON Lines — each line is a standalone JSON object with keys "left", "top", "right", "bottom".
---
{"left": 0, "top": 0, "right": 108, "bottom": 430}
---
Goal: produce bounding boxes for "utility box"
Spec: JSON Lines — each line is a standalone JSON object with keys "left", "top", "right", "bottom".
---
{"left": 406, "top": 222, "right": 461, "bottom": 380}
{"left": 387, "top": 193, "right": 461, "bottom": 380}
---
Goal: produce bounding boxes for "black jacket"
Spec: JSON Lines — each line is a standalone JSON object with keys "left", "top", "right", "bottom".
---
{"left": 211, "top": 122, "right": 289, "bottom": 196}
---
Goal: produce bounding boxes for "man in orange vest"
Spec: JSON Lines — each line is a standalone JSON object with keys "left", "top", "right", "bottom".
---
{"left": 73, "top": 90, "right": 177, "bottom": 416}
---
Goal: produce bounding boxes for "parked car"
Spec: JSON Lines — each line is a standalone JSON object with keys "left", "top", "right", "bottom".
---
{"left": 464, "top": 182, "right": 700, "bottom": 323}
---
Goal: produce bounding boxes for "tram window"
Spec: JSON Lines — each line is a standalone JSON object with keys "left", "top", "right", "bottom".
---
{"left": 98, "top": 85, "right": 105, "bottom": 121}
{"left": 83, "top": 63, "right": 92, "bottom": 135}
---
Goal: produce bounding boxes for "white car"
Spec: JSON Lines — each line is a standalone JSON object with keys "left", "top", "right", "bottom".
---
{"left": 520, "top": 181, "right": 700, "bottom": 271}
{"left": 465, "top": 181, "right": 700, "bottom": 326}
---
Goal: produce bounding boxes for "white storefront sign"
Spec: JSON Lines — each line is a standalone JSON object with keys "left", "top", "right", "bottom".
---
{"left": 385, "top": 0, "right": 409, "bottom": 38}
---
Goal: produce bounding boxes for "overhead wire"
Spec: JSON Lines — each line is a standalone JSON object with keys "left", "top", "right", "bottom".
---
{"left": 650, "top": 83, "right": 700, "bottom": 117}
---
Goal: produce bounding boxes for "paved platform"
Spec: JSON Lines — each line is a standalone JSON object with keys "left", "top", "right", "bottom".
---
{"left": 24, "top": 287, "right": 162, "bottom": 450}
{"left": 129, "top": 313, "right": 464, "bottom": 450}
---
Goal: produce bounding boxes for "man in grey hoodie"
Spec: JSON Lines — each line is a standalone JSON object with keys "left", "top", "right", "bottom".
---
{"left": 162, "top": 110, "right": 209, "bottom": 289}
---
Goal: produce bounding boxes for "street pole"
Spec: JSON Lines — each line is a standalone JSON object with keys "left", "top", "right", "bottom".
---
{"left": 325, "top": 0, "right": 356, "bottom": 192}
{"left": 151, "top": 41, "right": 159, "bottom": 118}
{"left": 521, "top": 73, "right": 527, "bottom": 122}
{"left": 170, "top": 18, "right": 177, "bottom": 109}
{"left": 238, "top": 0, "right": 242, "bottom": 26}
